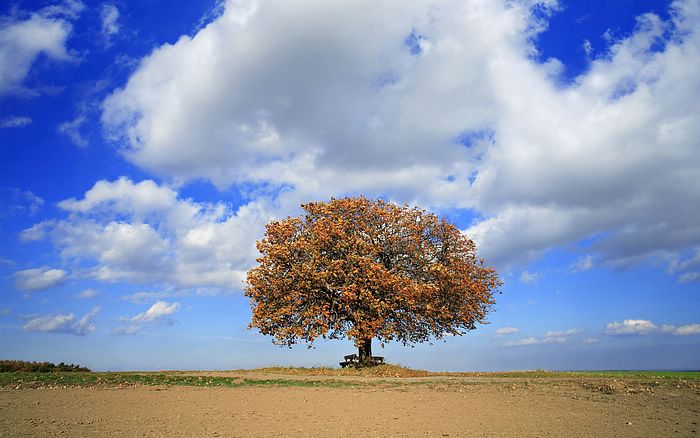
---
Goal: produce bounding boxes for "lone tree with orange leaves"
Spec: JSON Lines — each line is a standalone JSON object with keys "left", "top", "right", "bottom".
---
{"left": 245, "top": 197, "right": 500, "bottom": 366}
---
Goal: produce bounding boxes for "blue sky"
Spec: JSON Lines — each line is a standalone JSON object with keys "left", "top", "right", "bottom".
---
{"left": 1, "top": 0, "right": 699, "bottom": 372}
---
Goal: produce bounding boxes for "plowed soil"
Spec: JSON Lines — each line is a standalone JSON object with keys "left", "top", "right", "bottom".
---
{"left": 1, "top": 373, "right": 698, "bottom": 437}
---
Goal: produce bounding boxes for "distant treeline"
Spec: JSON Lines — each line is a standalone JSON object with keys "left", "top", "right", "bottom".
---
{"left": 0, "top": 360, "right": 91, "bottom": 373}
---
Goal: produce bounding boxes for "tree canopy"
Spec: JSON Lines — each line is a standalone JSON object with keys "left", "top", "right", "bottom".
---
{"left": 245, "top": 197, "right": 500, "bottom": 362}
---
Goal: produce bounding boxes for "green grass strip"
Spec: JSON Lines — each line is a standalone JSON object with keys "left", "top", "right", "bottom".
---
{"left": 0, "top": 372, "right": 361, "bottom": 388}
{"left": 1, "top": 369, "right": 697, "bottom": 389}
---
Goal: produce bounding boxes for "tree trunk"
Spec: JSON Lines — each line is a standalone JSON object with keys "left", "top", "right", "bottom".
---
{"left": 358, "top": 338, "right": 372, "bottom": 366}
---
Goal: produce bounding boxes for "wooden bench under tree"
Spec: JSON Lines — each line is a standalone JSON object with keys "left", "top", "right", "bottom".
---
{"left": 339, "top": 354, "right": 357, "bottom": 368}
{"left": 339, "top": 354, "right": 384, "bottom": 368}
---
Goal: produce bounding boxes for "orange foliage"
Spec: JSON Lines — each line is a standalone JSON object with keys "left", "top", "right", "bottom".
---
{"left": 245, "top": 197, "right": 500, "bottom": 352}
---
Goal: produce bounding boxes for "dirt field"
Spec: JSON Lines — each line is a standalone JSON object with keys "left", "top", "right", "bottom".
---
{"left": 1, "top": 372, "right": 699, "bottom": 437}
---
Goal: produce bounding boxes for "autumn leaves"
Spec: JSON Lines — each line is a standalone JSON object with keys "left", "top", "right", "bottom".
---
{"left": 245, "top": 197, "right": 500, "bottom": 359}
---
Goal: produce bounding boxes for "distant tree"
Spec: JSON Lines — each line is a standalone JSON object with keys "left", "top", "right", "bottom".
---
{"left": 0, "top": 360, "right": 90, "bottom": 372}
{"left": 245, "top": 197, "right": 500, "bottom": 365}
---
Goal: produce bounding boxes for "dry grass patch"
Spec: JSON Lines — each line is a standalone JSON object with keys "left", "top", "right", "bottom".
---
{"left": 250, "top": 364, "right": 433, "bottom": 378}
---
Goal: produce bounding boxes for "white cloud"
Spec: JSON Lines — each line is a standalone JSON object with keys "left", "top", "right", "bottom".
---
{"left": 114, "top": 300, "right": 180, "bottom": 334}
{"left": 495, "top": 326, "right": 519, "bottom": 335}
{"left": 604, "top": 319, "right": 700, "bottom": 336}
{"left": 100, "top": 4, "right": 119, "bottom": 38}
{"left": 544, "top": 328, "right": 582, "bottom": 337}
{"left": 0, "top": 2, "right": 82, "bottom": 95}
{"left": 76, "top": 289, "right": 98, "bottom": 299}
{"left": 673, "top": 324, "right": 700, "bottom": 336}
{"left": 466, "top": 3, "right": 700, "bottom": 273}
{"left": 40, "top": 1, "right": 85, "bottom": 20}
{"left": 57, "top": 114, "right": 88, "bottom": 147}
{"left": 25, "top": 177, "right": 272, "bottom": 290}
{"left": 73, "top": 221, "right": 170, "bottom": 283}
{"left": 19, "top": 221, "right": 53, "bottom": 241}
{"left": 581, "top": 337, "right": 599, "bottom": 344}
{"left": 0, "top": 116, "right": 32, "bottom": 128}
{"left": 661, "top": 323, "right": 700, "bottom": 336}
{"left": 13, "top": 267, "right": 67, "bottom": 291}
{"left": 506, "top": 337, "right": 540, "bottom": 347}
{"left": 541, "top": 329, "right": 581, "bottom": 344}
{"left": 604, "top": 319, "right": 658, "bottom": 335}
{"left": 57, "top": 177, "right": 178, "bottom": 213}
{"left": 506, "top": 327, "right": 582, "bottom": 346}
{"left": 131, "top": 300, "right": 180, "bottom": 323}
{"left": 22, "top": 306, "right": 99, "bottom": 336}
{"left": 101, "top": 0, "right": 559, "bottom": 199}
{"left": 95, "top": 0, "right": 700, "bottom": 281}
{"left": 519, "top": 270, "right": 541, "bottom": 284}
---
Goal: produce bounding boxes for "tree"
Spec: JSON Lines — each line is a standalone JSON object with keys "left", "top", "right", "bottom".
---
{"left": 245, "top": 197, "right": 500, "bottom": 365}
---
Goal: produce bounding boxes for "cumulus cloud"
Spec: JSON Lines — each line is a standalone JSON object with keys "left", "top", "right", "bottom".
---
{"left": 604, "top": 319, "right": 658, "bottom": 335}
{"left": 542, "top": 328, "right": 582, "bottom": 344}
{"left": 605, "top": 319, "right": 700, "bottom": 336}
{"left": 131, "top": 300, "right": 180, "bottom": 323}
{"left": 114, "top": 300, "right": 180, "bottom": 334}
{"left": 22, "top": 306, "right": 99, "bottom": 336}
{"left": 23, "top": 177, "right": 273, "bottom": 290}
{"left": 13, "top": 267, "right": 67, "bottom": 291}
{"left": 661, "top": 323, "right": 700, "bottom": 336}
{"left": 19, "top": 221, "right": 53, "bottom": 241}
{"left": 506, "top": 327, "right": 582, "bottom": 346}
{"left": 98, "top": 0, "right": 700, "bottom": 280}
{"left": 495, "top": 326, "right": 520, "bottom": 336}
{"left": 0, "top": 1, "right": 82, "bottom": 95}
{"left": 57, "top": 177, "right": 178, "bottom": 213}
{"left": 465, "top": 3, "right": 700, "bottom": 272}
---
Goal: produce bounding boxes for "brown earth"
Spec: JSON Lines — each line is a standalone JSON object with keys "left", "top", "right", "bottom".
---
{"left": 1, "top": 374, "right": 699, "bottom": 437}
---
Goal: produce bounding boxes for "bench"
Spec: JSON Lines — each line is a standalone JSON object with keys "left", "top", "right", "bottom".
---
{"left": 339, "top": 354, "right": 357, "bottom": 368}
{"left": 339, "top": 354, "right": 384, "bottom": 368}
